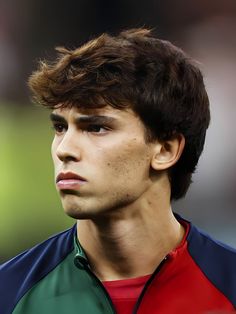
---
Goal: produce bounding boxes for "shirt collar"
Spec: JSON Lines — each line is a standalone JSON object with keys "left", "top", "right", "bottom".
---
{"left": 73, "top": 232, "right": 90, "bottom": 269}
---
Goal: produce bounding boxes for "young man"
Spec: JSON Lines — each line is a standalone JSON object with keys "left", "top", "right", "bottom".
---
{"left": 0, "top": 28, "right": 235, "bottom": 314}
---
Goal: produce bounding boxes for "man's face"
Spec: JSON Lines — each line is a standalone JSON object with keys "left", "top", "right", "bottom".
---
{"left": 51, "top": 106, "right": 155, "bottom": 219}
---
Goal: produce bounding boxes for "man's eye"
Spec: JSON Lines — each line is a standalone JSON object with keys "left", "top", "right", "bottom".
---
{"left": 52, "top": 123, "right": 66, "bottom": 133}
{"left": 86, "top": 124, "right": 109, "bottom": 133}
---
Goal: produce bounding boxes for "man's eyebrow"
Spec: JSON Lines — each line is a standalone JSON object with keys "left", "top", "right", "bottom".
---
{"left": 50, "top": 113, "right": 66, "bottom": 123}
{"left": 75, "top": 115, "right": 116, "bottom": 124}
{"left": 49, "top": 113, "right": 117, "bottom": 124}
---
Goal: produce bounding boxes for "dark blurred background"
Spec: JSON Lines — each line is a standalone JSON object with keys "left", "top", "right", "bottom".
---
{"left": 1, "top": 0, "right": 236, "bottom": 263}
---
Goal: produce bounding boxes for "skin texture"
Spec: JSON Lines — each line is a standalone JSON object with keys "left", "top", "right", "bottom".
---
{"left": 51, "top": 105, "right": 185, "bottom": 280}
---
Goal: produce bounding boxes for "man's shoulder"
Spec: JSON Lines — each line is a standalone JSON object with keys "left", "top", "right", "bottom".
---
{"left": 0, "top": 225, "right": 76, "bottom": 274}
{"left": 187, "top": 222, "right": 236, "bottom": 306}
{"left": 0, "top": 225, "right": 76, "bottom": 271}
{"left": 187, "top": 222, "right": 236, "bottom": 263}
{"left": 0, "top": 225, "right": 76, "bottom": 314}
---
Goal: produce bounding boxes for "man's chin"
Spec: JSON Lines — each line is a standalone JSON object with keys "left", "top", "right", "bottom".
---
{"left": 62, "top": 203, "right": 112, "bottom": 220}
{"left": 63, "top": 207, "right": 90, "bottom": 220}
{"left": 62, "top": 199, "right": 97, "bottom": 220}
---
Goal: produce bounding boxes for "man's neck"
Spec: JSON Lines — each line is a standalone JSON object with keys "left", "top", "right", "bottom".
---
{"left": 77, "top": 186, "right": 185, "bottom": 281}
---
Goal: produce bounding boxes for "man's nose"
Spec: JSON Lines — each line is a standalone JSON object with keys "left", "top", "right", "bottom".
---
{"left": 55, "top": 130, "right": 81, "bottom": 162}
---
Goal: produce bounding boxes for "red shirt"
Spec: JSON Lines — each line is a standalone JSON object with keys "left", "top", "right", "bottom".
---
{"left": 103, "top": 274, "right": 151, "bottom": 314}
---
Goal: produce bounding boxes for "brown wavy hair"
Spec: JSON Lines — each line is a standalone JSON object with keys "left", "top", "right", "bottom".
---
{"left": 28, "top": 28, "right": 210, "bottom": 200}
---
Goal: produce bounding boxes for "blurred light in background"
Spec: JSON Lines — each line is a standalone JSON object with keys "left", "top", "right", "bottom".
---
{"left": 1, "top": 0, "right": 236, "bottom": 263}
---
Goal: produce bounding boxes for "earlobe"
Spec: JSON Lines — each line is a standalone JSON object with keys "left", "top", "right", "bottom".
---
{"left": 151, "top": 134, "right": 185, "bottom": 171}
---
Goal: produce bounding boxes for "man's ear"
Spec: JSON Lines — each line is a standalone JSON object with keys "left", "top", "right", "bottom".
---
{"left": 151, "top": 134, "right": 185, "bottom": 171}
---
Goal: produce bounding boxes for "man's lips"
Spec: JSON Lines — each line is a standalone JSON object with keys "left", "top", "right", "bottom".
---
{"left": 56, "top": 172, "right": 87, "bottom": 190}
